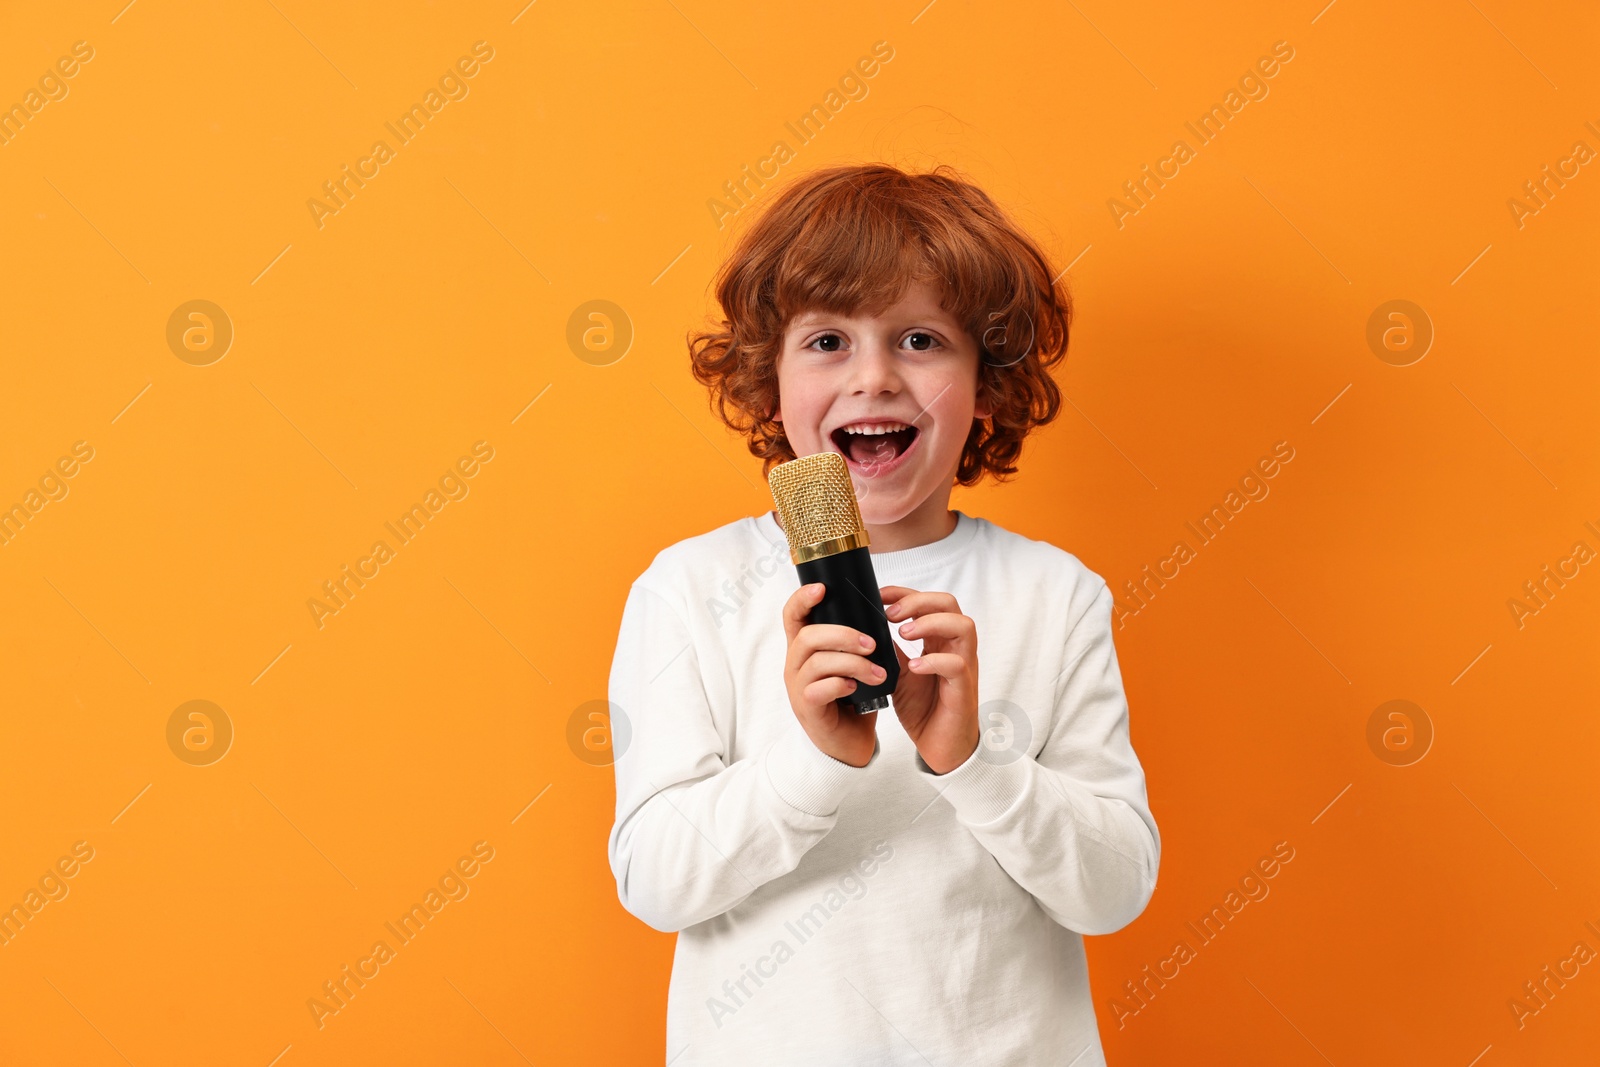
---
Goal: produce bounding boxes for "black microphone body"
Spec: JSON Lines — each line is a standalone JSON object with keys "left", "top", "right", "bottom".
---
{"left": 796, "top": 545, "right": 898, "bottom": 713}
{"left": 767, "top": 450, "right": 899, "bottom": 714}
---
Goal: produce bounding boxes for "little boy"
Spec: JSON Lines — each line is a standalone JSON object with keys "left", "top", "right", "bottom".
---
{"left": 607, "top": 163, "right": 1159, "bottom": 1065}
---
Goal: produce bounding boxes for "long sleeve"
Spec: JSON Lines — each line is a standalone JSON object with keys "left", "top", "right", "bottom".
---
{"left": 913, "top": 579, "right": 1160, "bottom": 935}
{"left": 606, "top": 580, "right": 879, "bottom": 933}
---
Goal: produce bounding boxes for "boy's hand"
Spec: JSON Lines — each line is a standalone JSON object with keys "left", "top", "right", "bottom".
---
{"left": 880, "top": 585, "right": 980, "bottom": 774}
{"left": 781, "top": 582, "right": 882, "bottom": 768}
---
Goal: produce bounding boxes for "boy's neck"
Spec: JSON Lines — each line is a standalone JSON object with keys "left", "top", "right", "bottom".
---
{"left": 865, "top": 497, "right": 959, "bottom": 553}
{"left": 770, "top": 489, "right": 958, "bottom": 554}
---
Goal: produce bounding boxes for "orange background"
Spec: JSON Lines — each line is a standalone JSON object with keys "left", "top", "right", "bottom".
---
{"left": 1, "top": 1, "right": 1595, "bottom": 1064}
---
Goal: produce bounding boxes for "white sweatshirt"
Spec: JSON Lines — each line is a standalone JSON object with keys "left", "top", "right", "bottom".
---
{"left": 606, "top": 510, "right": 1159, "bottom": 1066}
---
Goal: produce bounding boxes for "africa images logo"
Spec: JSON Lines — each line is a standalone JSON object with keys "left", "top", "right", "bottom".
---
{"left": 306, "top": 841, "right": 495, "bottom": 1030}
{"left": 706, "top": 840, "right": 894, "bottom": 1029}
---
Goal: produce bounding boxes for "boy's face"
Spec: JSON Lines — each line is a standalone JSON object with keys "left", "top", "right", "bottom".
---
{"left": 773, "top": 278, "right": 992, "bottom": 525}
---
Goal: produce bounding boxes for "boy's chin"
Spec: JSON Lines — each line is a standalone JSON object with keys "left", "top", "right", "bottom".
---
{"left": 857, "top": 492, "right": 923, "bottom": 529}
{"left": 854, "top": 469, "right": 960, "bottom": 528}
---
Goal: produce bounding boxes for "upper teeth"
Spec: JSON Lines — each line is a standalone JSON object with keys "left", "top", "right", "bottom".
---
{"left": 841, "top": 422, "right": 911, "bottom": 435}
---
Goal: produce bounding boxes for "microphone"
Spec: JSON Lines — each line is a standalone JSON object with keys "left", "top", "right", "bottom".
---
{"left": 767, "top": 451, "right": 899, "bottom": 713}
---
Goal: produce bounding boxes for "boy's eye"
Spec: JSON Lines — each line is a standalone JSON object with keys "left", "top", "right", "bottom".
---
{"left": 801, "top": 331, "right": 944, "bottom": 353}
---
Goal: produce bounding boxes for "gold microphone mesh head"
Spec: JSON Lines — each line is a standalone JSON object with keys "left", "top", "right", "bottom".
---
{"left": 767, "top": 451, "right": 869, "bottom": 560}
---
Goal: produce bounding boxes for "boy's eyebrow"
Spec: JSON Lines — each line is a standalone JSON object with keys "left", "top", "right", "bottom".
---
{"left": 789, "top": 308, "right": 960, "bottom": 330}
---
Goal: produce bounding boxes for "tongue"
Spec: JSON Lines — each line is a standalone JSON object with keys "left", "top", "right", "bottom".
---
{"left": 848, "top": 431, "right": 903, "bottom": 468}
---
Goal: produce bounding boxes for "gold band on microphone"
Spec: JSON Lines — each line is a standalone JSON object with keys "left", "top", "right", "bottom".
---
{"left": 790, "top": 530, "right": 870, "bottom": 565}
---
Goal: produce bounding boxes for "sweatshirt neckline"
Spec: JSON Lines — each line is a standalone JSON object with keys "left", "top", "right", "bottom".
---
{"left": 759, "top": 510, "right": 979, "bottom": 575}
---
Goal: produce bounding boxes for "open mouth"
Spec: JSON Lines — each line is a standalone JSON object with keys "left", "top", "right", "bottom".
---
{"left": 829, "top": 423, "right": 921, "bottom": 475}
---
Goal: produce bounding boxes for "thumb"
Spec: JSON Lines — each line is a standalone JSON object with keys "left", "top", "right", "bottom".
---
{"left": 888, "top": 639, "right": 916, "bottom": 697}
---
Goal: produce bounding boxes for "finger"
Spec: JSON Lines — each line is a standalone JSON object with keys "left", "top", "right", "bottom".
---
{"left": 884, "top": 589, "right": 962, "bottom": 621}
{"left": 895, "top": 610, "right": 976, "bottom": 648}
{"left": 804, "top": 675, "right": 861, "bottom": 707}
{"left": 878, "top": 585, "right": 919, "bottom": 608}
{"left": 791, "top": 623, "right": 876, "bottom": 671}
{"left": 906, "top": 651, "right": 974, "bottom": 695}
{"left": 886, "top": 641, "right": 920, "bottom": 701}
{"left": 782, "top": 583, "right": 825, "bottom": 644}
{"left": 799, "top": 650, "right": 888, "bottom": 688}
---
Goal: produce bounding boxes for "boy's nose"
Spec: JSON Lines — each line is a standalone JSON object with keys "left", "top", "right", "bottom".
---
{"left": 846, "top": 341, "right": 901, "bottom": 394}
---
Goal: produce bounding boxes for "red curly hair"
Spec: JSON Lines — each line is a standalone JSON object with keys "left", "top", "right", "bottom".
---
{"left": 687, "top": 162, "right": 1071, "bottom": 486}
